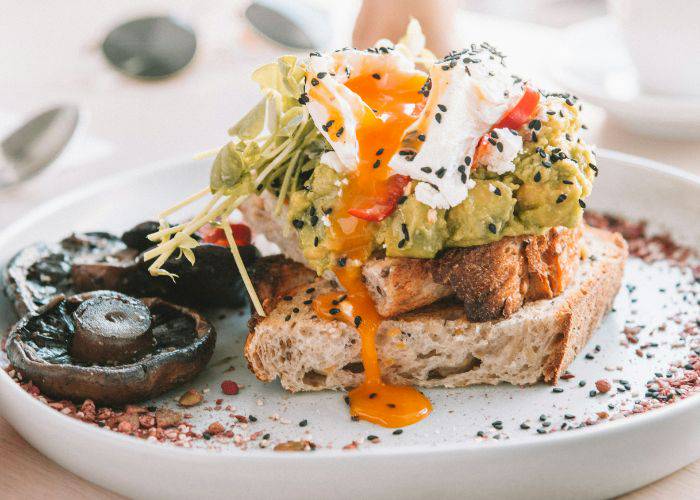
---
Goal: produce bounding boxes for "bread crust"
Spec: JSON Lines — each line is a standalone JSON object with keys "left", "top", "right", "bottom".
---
{"left": 241, "top": 192, "right": 583, "bottom": 321}
{"left": 245, "top": 226, "right": 627, "bottom": 391}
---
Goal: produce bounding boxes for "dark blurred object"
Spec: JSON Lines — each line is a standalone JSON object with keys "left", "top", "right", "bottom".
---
{"left": 245, "top": 0, "right": 330, "bottom": 50}
{"left": 102, "top": 16, "right": 197, "bottom": 80}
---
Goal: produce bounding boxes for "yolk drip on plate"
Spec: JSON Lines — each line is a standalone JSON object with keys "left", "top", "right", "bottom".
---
{"left": 310, "top": 69, "right": 432, "bottom": 427}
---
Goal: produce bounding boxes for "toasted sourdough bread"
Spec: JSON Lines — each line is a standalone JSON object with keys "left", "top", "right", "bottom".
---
{"left": 240, "top": 193, "right": 582, "bottom": 321}
{"left": 245, "top": 226, "right": 627, "bottom": 392}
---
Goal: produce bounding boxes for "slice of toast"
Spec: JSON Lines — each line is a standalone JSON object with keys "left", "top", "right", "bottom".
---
{"left": 241, "top": 192, "right": 582, "bottom": 321}
{"left": 245, "top": 226, "right": 627, "bottom": 392}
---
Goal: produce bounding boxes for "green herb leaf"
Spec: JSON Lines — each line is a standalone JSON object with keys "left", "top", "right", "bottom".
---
{"left": 228, "top": 97, "right": 267, "bottom": 139}
{"left": 210, "top": 142, "right": 244, "bottom": 192}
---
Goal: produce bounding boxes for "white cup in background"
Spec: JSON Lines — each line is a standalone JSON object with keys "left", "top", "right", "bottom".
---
{"left": 607, "top": 0, "right": 700, "bottom": 97}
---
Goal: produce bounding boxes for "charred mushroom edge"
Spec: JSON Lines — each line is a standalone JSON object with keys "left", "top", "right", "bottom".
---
{"left": 5, "top": 292, "right": 216, "bottom": 406}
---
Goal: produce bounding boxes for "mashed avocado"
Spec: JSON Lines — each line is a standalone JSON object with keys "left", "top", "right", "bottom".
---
{"left": 287, "top": 94, "right": 597, "bottom": 272}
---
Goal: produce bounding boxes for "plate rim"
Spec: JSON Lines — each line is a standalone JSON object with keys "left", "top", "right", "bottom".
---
{"left": 1, "top": 149, "right": 699, "bottom": 461}
{"left": 550, "top": 17, "right": 700, "bottom": 115}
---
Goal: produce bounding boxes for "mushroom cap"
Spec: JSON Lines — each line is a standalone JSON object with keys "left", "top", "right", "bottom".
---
{"left": 5, "top": 291, "right": 216, "bottom": 405}
{"left": 2, "top": 232, "right": 128, "bottom": 316}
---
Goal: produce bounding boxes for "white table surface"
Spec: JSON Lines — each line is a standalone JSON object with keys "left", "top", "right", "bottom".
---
{"left": 1, "top": 2, "right": 698, "bottom": 498}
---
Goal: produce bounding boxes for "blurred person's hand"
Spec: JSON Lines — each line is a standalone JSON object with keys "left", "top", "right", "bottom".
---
{"left": 353, "top": 0, "right": 457, "bottom": 56}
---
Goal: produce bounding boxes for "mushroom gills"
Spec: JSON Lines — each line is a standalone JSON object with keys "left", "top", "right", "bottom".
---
{"left": 5, "top": 291, "right": 216, "bottom": 405}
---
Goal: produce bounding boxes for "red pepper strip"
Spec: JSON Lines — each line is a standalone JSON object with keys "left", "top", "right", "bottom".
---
{"left": 494, "top": 86, "right": 540, "bottom": 130}
{"left": 200, "top": 223, "right": 252, "bottom": 247}
{"left": 348, "top": 174, "right": 411, "bottom": 222}
{"left": 471, "top": 86, "right": 540, "bottom": 170}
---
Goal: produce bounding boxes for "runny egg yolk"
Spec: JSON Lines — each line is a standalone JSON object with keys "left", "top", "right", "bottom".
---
{"left": 310, "top": 69, "right": 432, "bottom": 427}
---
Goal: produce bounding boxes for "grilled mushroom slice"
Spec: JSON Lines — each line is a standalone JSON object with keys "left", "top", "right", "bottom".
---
{"left": 3, "top": 232, "right": 130, "bottom": 316}
{"left": 3, "top": 222, "right": 259, "bottom": 316}
{"left": 71, "top": 221, "right": 260, "bottom": 307}
{"left": 5, "top": 291, "right": 215, "bottom": 405}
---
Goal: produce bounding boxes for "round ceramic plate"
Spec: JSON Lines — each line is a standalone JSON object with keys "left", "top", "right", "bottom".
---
{"left": 1, "top": 150, "right": 699, "bottom": 499}
{"left": 549, "top": 18, "right": 700, "bottom": 139}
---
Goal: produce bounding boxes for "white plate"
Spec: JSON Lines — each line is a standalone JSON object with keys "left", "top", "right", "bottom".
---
{"left": 549, "top": 18, "right": 700, "bottom": 139}
{"left": 1, "top": 150, "right": 699, "bottom": 499}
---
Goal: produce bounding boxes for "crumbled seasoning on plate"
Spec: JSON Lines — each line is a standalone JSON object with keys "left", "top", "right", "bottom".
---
{"left": 2, "top": 212, "right": 698, "bottom": 448}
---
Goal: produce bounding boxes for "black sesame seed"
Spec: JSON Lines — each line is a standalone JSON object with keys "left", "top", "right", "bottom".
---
{"left": 488, "top": 223, "right": 497, "bottom": 234}
{"left": 563, "top": 179, "right": 573, "bottom": 185}
{"left": 329, "top": 308, "right": 340, "bottom": 315}
{"left": 556, "top": 194, "right": 567, "bottom": 204}
{"left": 351, "top": 416, "right": 360, "bottom": 422}
{"left": 369, "top": 393, "right": 377, "bottom": 399}
{"left": 299, "top": 419, "right": 308, "bottom": 427}
{"left": 437, "top": 104, "right": 447, "bottom": 112}
{"left": 376, "top": 148, "right": 384, "bottom": 155}
{"left": 536, "top": 428, "right": 547, "bottom": 435}
{"left": 552, "top": 387, "right": 564, "bottom": 393}
{"left": 520, "top": 423, "right": 530, "bottom": 430}
{"left": 284, "top": 314, "right": 291, "bottom": 321}
{"left": 387, "top": 403, "right": 396, "bottom": 408}
{"left": 461, "top": 173, "right": 467, "bottom": 184}
{"left": 401, "top": 223, "right": 410, "bottom": 241}
{"left": 367, "top": 435, "right": 379, "bottom": 442}
{"left": 306, "top": 287, "right": 315, "bottom": 294}
{"left": 421, "top": 166, "right": 432, "bottom": 173}
{"left": 317, "top": 72, "right": 326, "bottom": 79}
{"left": 496, "top": 142, "right": 504, "bottom": 153}
{"left": 311, "top": 78, "right": 319, "bottom": 86}
{"left": 393, "top": 429, "right": 403, "bottom": 435}
{"left": 303, "top": 299, "right": 312, "bottom": 305}
{"left": 531, "top": 131, "right": 537, "bottom": 142}
{"left": 418, "top": 134, "right": 426, "bottom": 142}
{"left": 354, "top": 316, "right": 362, "bottom": 327}
{"left": 292, "top": 219, "right": 304, "bottom": 229}
{"left": 398, "top": 239, "right": 406, "bottom": 249}
{"left": 436, "top": 167, "right": 446, "bottom": 178}
{"left": 435, "top": 113, "right": 442, "bottom": 123}
{"left": 373, "top": 159, "right": 381, "bottom": 169}
{"left": 335, "top": 127, "right": 344, "bottom": 137}
{"left": 292, "top": 307, "right": 300, "bottom": 313}
{"left": 283, "top": 295, "right": 293, "bottom": 301}
{"left": 249, "top": 415, "right": 258, "bottom": 422}
{"left": 579, "top": 380, "right": 586, "bottom": 387}
{"left": 493, "top": 187, "right": 501, "bottom": 196}
{"left": 397, "top": 195, "right": 408, "bottom": 204}
{"left": 578, "top": 199, "right": 586, "bottom": 208}
{"left": 589, "top": 390, "right": 597, "bottom": 397}
{"left": 534, "top": 172, "right": 542, "bottom": 182}
{"left": 372, "top": 73, "right": 381, "bottom": 80}
{"left": 337, "top": 257, "right": 347, "bottom": 267}
{"left": 310, "top": 215, "right": 319, "bottom": 225}
{"left": 464, "top": 156, "right": 472, "bottom": 166}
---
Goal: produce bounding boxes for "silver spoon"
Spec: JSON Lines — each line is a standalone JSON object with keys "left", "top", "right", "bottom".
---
{"left": 245, "top": 0, "right": 331, "bottom": 50}
{"left": 102, "top": 16, "right": 197, "bottom": 80}
{"left": 0, "top": 106, "right": 80, "bottom": 188}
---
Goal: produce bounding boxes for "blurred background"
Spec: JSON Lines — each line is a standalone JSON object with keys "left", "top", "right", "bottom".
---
{"left": 2, "top": 0, "right": 699, "bottom": 226}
